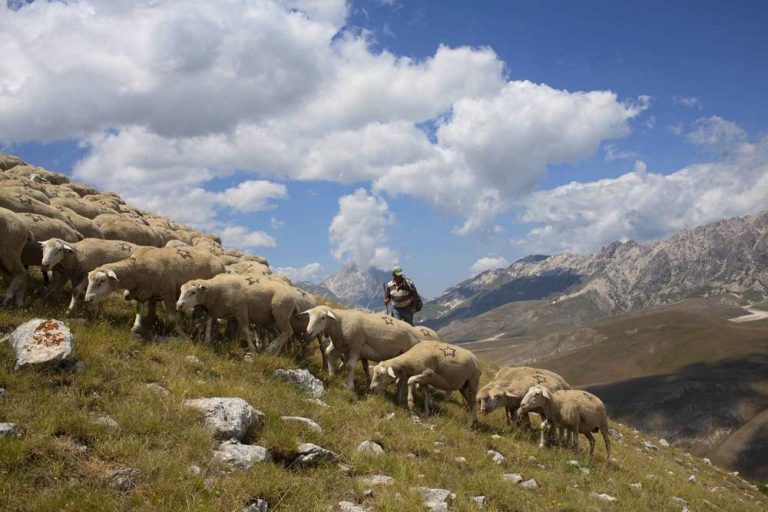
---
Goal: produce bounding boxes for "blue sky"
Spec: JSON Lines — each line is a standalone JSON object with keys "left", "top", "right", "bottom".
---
{"left": 2, "top": 0, "right": 767, "bottom": 296}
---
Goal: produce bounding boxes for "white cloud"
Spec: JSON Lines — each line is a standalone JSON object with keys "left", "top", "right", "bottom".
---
{"left": 329, "top": 188, "right": 397, "bottom": 270}
{"left": 273, "top": 262, "right": 325, "bottom": 283}
{"left": 217, "top": 180, "right": 288, "bottom": 212}
{"left": 270, "top": 217, "right": 285, "bottom": 230}
{"left": 470, "top": 256, "right": 510, "bottom": 276}
{"left": 687, "top": 116, "right": 747, "bottom": 149}
{"left": 517, "top": 125, "right": 768, "bottom": 254}
{"left": 668, "top": 123, "right": 684, "bottom": 135}
{"left": 604, "top": 143, "right": 639, "bottom": 161}
{"left": 219, "top": 226, "right": 276, "bottom": 251}
{"left": 673, "top": 95, "right": 702, "bottom": 109}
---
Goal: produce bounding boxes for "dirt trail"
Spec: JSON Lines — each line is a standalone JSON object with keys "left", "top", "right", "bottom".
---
{"left": 729, "top": 307, "right": 768, "bottom": 323}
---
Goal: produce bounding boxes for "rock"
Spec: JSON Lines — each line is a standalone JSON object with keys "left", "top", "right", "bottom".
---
{"left": 338, "top": 502, "right": 369, "bottom": 512}
{"left": 294, "top": 443, "right": 338, "bottom": 467}
{"left": 565, "top": 460, "right": 580, "bottom": 467}
{"left": 9, "top": 319, "right": 73, "bottom": 368}
{"left": 281, "top": 416, "right": 322, "bottom": 432}
{"left": 184, "top": 355, "right": 203, "bottom": 366}
{"left": 520, "top": 479, "right": 539, "bottom": 490}
{"left": 659, "top": 438, "right": 670, "bottom": 447}
{"left": 502, "top": 473, "right": 524, "bottom": 484}
{"left": 703, "top": 457, "right": 713, "bottom": 466}
{"left": 487, "top": 450, "right": 507, "bottom": 465}
{"left": 0, "top": 423, "right": 20, "bottom": 438}
{"left": 412, "top": 487, "right": 455, "bottom": 511}
{"left": 580, "top": 467, "right": 591, "bottom": 475}
{"left": 527, "top": 455, "right": 538, "bottom": 463}
{"left": 184, "top": 398, "right": 263, "bottom": 441}
{"left": 107, "top": 467, "right": 140, "bottom": 491}
{"left": 243, "top": 499, "right": 269, "bottom": 512}
{"left": 363, "top": 474, "right": 394, "bottom": 486}
{"left": 608, "top": 428, "right": 624, "bottom": 440}
{"left": 145, "top": 383, "right": 169, "bottom": 396}
{"left": 214, "top": 439, "right": 271, "bottom": 470}
{"left": 731, "top": 471, "right": 740, "bottom": 476}
{"left": 671, "top": 497, "right": 688, "bottom": 507}
{"left": 470, "top": 495, "right": 488, "bottom": 509}
{"left": 187, "top": 465, "right": 202, "bottom": 477}
{"left": 643, "top": 441, "right": 659, "bottom": 452}
{"left": 0, "top": 388, "right": 7, "bottom": 397}
{"left": 688, "top": 474, "right": 697, "bottom": 483}
{"left": 306, "top": 398, "right": 330, "bottom": 408}
{"left": 628, "top": 482, "right": 642, "bottom": 490}
{"left": 591, "top": 493, "right": 618, "bottom": 503}
{"left": 454, "top": 456, "right": 467, "bottom": 464}
{"left": 357, "top": 440, "right": 384, "bottom": 456}
{"left": 383, "top": 412, "right": 395, "bottom": 421}
{"left": 90, "top": 415, "right": 119, "bottom": 428}
{"left": 274, "top": 368, "right": 324, "bottom": 398}
{"left": 490, "top": 434, "right": 502, "bottom": 439}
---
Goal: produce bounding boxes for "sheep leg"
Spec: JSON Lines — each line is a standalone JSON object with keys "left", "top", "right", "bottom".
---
{"left": 2, "top": 265, "right": 27, "bottom": 307}
{"left": 585, "top": 431, "right": 596, "bottom": 460}
{"left": 204, "top": 317, "right": 214, "bottom": 344}
{"left": 236, "top": 309, "right": 256, "bottom": 353}
{"left": 397, "top": 379, "right": 408, "bottom": 405}
{"left": 361, "top": 359, "right": 371, "bottom": 385}
{"left": 601, "top": 422, "right": 612, "bottom": 459}
{"left": 68, "top": 276, "right": 89, "bottom": 313}
{"left": 130, "top": 301, "right": 145, "bottom": 334}
{"left": 164, "top": 297, "right": 186, "bottom": 337}
{"left": 406, "top": 380, "right": 417, "bottom": 412}
{"left": 459, "top": 380, "right": 478, "bottom": 424}
{"left": 539, "top": 420, "right": 549, "bottom": 449}
{"left": 422, "top": 385, "right": 432, "bottom": 416}
{"left": 324, "top": 342, "right": 338, "bottom": 376}
{"left": 345, "top": 351, "right": 360, "bottom": 390}
{"left": 266, "top": 315, "right": 293, "bottom": 355}
{"left": 317, "top": 335, "right": 329, "bottom": 374}
{"left": 572, "top": 418, "right": 581, "bottom": 452}
{"left": 407, "top": 371, "right": 449, "bottom": 416}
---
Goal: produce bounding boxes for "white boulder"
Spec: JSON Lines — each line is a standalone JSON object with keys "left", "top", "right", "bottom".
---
{"left": 274, "top": 368, "right": 325, "bottom": 398}
{"left": 184, "top": 397, "right": 263, "bottom": 441}
{"left": 214, "top": 439, "right": 271, "bottom": 470}
{"left": 357, "top": 440, "right": 384, "bottom": 456}
{"left": 10, "top": 319, "right": 73, "bottom": 368}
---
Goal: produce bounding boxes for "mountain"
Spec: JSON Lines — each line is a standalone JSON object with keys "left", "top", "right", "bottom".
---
{"left": 426, "top": 210, "right": 768, "bottom": 333}
{"left": 320, "top": 263, "right": 391, "bottom": 310}
{"left": 294, "top": 282, "right": 344, "bottom": 305}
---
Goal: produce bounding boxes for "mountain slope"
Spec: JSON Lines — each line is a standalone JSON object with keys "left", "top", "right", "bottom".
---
{"left": 321, "top": 263, "right": 390, "bottom": 310}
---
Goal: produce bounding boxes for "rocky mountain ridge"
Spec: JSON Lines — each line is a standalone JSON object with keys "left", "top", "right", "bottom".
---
{"left": 318, "top": 263, "right": 391, "bottom": 310}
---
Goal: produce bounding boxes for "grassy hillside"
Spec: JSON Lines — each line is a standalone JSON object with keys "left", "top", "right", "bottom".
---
{"left": 1, "top": 297, "right": 766, "bottom": 511}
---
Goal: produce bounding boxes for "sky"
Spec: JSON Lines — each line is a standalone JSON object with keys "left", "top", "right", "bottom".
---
{"left": 1, "top": 0, "right": 767, "bottom": 297}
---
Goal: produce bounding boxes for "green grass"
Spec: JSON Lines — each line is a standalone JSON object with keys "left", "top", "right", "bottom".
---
{"left": 0, "top": 296, "right": 766, "bottom": 511}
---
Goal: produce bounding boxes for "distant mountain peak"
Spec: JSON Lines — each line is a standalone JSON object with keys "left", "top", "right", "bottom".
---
{"left": 322, "top": 263, "right": 391, "bottom": 310}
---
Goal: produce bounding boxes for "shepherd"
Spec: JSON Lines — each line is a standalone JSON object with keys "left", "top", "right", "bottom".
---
{"left": 383, "top": 265, "right": 422, "bottom": 325}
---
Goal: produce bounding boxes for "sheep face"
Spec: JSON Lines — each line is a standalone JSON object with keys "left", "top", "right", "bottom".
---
{"left": 369, "top": 365, "right": 397, "bottom": 394}
{"left": 84, "top": 269, "right": 119, "bottom": 302}
{"left": 478, "top": 386, "right": 512, "bottom": 414}
{"left": 303, "top": 306, "right": 336, "bottom": 339}
{"left": 518, "top": 385, "right": 549, "bottom": 416}
{"left": 176, "top": 282, "right": 206, "bottom": 313}
{"left": 40, "top": 238, "right": 73, "bottom": 270}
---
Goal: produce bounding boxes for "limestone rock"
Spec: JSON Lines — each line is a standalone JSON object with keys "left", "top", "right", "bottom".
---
{"left": 487, "top": 449, "right": 507, "bottom": 465}
{"left": 470, "top": 495, "right": 488, "bottom": 508}
{"left": 338, "top": 502, "right": 369, "bottom": 512}
{"left": 0, "top": 423, "right": 20, "bottom": 438}
{"left": 502, "top": 473, "right": 524, "bottom": 484}
{"left": 274, "top": 368, "right": 325, "bottom": 398}
{"left": 591, "top": 493, "right": 618, "bottom": 503}
{"left": 214, "top": 440, "right": 271, "bottom": 470}
{"left": 145, "top": 383, "right": 169, "bottom": 396}
{"left": 184, "top": 355, "right": 203, "bottom": 366}
{"left": 90, "top": 415, "right": 119, "bottom": 428}
{"left": 294, "top": 443, "right": 338, "bottom": 467}
{"left": 659, "top": 438, "right": 670, "bottom": 447}
{"left": 363, "top": 475, "right": 394, "bottom": 486}
{"left": 10, "top": 319, "right": 72, "bottom": 368}
{"left": 243, "top": 499, "right": 268, "bottom": 512}
{"left": 281, "top": 416, "right": 322, "bottom": 432}
{"left": 412, "top": 487, "right": 455, "bottom": 511}
{"left": 357, "top": 440, "right": 384, "bottom": 456}
{"left": 184, "top": 397, "right": 263, "bottom": 441}
{"left": 520, "top": 479, "right": 539, "bottom": 490}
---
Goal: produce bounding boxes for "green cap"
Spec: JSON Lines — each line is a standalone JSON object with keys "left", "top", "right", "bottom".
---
{"left": 392, "top": 265, "right": 403, "bottom": 276}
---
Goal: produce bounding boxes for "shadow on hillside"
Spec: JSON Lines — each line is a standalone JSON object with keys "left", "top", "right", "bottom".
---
{"left": 587, "top": 354, "right": 768, "bottom": 479}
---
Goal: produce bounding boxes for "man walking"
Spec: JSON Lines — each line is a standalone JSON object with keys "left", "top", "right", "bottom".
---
{"left": 384, "top": 265, "right": 420, "bottom": 325}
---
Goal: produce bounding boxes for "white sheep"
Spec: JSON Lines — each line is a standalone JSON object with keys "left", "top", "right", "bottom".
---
{"left": 85, "top": 247, "right": 225, "bottom": 335}
{"left": 518, "top": 386, "right": 612, "bottom": 460}
{"left": 369, "top": 340, "right": 481, "bottom": 424}
{"left": 302, "top": 306, "right": 423, "bottom": 390}
{"left": 0, "top": 207, "right": 32, "bottom": 306}
{"left": 40, "top": 238, "right": 139, "bottom": 312}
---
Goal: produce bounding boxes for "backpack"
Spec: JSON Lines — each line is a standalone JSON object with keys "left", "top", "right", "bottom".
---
{"left": 405, "top": 278, "right": 423, "bottom": 312}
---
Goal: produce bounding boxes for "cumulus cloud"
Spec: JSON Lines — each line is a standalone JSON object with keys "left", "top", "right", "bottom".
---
{"left": 329, "top": 188, "right": 397, "bottom": 270}
{"left": 470, "top": 256, "right": 510, "bottom": 276}
{"left": 517, "top": 124, "right": 768, "bottom": 254}
{"left": 273, "top": 262, "right": 326, "bottom": 283}
{"left": 219, "top": 226, "right": 276, "bottom": 251}
{"left": 673, "top": 95, "right": 702, "bottom": 109}
{"left": 217, "top": 180, "right": 288, "bottom": 212}
{"left": 604, "top": 143, "right": 639, "bottom": 161}
{"left": 687, "top": 116, "right": 747, "bottom": 149}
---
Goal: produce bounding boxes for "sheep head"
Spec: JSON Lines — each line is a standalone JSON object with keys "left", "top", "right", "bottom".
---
{"left": 302, "top": 306, "right": 337, "bottom": 339}
{"left": 176, "top": 281, "right": 207, "bottom": 313}
{"left": 40, "top": 238, "right": 74, "bottom": 270}
{"left": 369, "top": 364, "right": 398, "bottom": 394}
{"left": 518, "top": 385, "right": 550, "bottom": 416}
{"left": 84, "top": 269, "right": 119, "bottom": 303}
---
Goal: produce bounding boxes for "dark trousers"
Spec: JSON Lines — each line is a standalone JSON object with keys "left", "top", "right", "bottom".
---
{"left": 393, "top": 306, "right": 414, "bottom": 325}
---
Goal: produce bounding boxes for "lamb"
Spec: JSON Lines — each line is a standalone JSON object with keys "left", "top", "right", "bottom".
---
{"left": 99, "top": 218, "right": 165, "bottom": 247}
{"left": 369, "top": 340, "right": 481, "bottom": 423}
{"left": 17, "top": 213, "right": 83, "bottom": 287}
{"left": 85, "top": 247, "right": 225, "bottom": 335}
{"left": 302, "top": 306, "right": 423, "bottom": 390}
{"left": 176, "top": 273, "right": 307, "bottom": 353}
{"left": 0, "top": 207, "right": 32, "bottom": 306}
{"left": 517, "top": 386, "right": 611, "bottom": 460}
{"left": 476, "top": 367, "right": 571, "bottom": 427}
{"left": 40, "top": 238, "right": 139, "bottom": 312}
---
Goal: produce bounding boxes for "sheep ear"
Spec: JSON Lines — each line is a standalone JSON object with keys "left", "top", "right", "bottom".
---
{"left": 386, "top": 366, "right": 397, "bottom": 379}
{"left": 199, "top": 284, "right": 208, "bottom": 291}
{"left": 326, "top": 310, "right": 337, "bottom": 320}
{"left": 63, "top": 244, "right": 75, "bottom": 253}
{"left": 298, "top": 309, "right": 311, "bottom": 316}
{"left": 541, "top": 388, "right": 552, "bottom": 400}
{"left": 106, "top": 270, "right": 118, "bottom": 281}
{"left": 504, "top": 391, "right": 519, "bottom": 400}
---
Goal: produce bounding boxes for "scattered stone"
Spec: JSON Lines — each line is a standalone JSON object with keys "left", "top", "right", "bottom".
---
{"left": 520, "top": 479, "right": 539, "bottom": 490}
{"left": 412, "top": 487, "right": 455, "bottom": 512}
{"left": 469, "top": 495, "right": 488, "bottom": 508}
{"left": 243, "top": 498, "right": 268, "bottom": 512}
{"left": 671, "top": 497, "right": 688, "bottom": 507}
{"left": 357, "top": 440, "right": 384, "bottom": 456}
{"left": 608, "top": 428, "right": 624, "bottom": 440}
{"left": 306, "top": 398, "right": 330, "bottom": 408}
{"left": 281, "top": 416, "right": 322, "bottom": 432}
{"left": 731, "top": 471, "right": 740, "bottom": 477}
{"left": 490, "top": 434, "right": 503, "bottom": 440}
{"left": 383, "top": 412, "right": 395, "bottom": 421}
{"left": 361, "top": 489, "right": 374, "bottom": 499}
{"left": 338, "top": 502, "right": 369, "bottom": 512}
{"left": 9, "top": 319, "right": 73, "bottom": 369}
{"left": 145, "top": 383, "right": 169, "bottom": 396}
{"left": 0, "top": 388, "right": 6, "bottom": 396}
{"left": 628, "top": 482, "right": 642, "bottom": 491}
{"left": 487, "top": 450, "right": 507, "bottom": 465}
{"left": 659, "top": 438, "right": 670, "bottom": 447}
{"left": 187, "top": 465, "right": 202, "bottom": 477}
{"left": 243, "top": 353, "right": 254, "bottom": 363}
{"left": 184, "top": 355, "right": 203, "bottom": 366}
{"left": 565, "top": 460, "right": 580, "bottom": 467}
{"left": 643, "top": 441, "right": 659, "bottom": 452}
{"left": 688, "top": 474, "right": 697, "bottom": 483}
{"left": 107, "top": 467, "right": 140, "bottom": 491}
{"left": 591, "top": 493, "right": 618, "bottom": 503}
{"left": 294, "top": 443, "right": 338, "bottom": 467}
{"left": 274, "top": 368, "right": 325, "bottom": 398}
{"left": 0, "top": 423, "right": 20, "bottom": 438}
{"left": 527, "top": 455, "right": 538, "bottom": 463}
{"left": 502, "top": 473, "right": 524, "bottom": 484}
{"left": 580, "top": 467, "right": 591, "bottom": 475}
{"left": 363, "top": 474, "right": 394, "bottom": 486}
{"left": 184, "top": 397, "right": 263, "bottom": 441}
{"left": 90, "top": 415, "right": 119, "bottom": 428}
{"left": 214, "top": 439, "right": 271, "bottom": 470}
{"left": 454, "top": 456, "right": 467, "bottom": 464}
{"left": 703, "top": 457, "right": 713, "bottom": 466}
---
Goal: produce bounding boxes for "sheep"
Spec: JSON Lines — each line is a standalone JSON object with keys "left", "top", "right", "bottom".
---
{"left": 52, "top": 206, "right": 104, "bottom": 239}
{"left": 61, "top": 181, "right": 99, "bottom": 197}
{"left": 226, "top": 260, "right": 271, "bottom": 276}
{"left": 302, "top": 306, "right": 422, "bottom": 390}
{"left": 99, "top": 219, "right": 165, "bottom": 247}
{"left": 16, "top": 213, "right": 83, "bottom": 287}
{"left": 176, "top": 273, "right": 307, "bottom": 353}
{"left": 0, "top": 207, "right": 32, "bottom": 306}
{"left": 476, "top": 367, "right": 571, "bottom": 426}
{"left": 0, "top": 153, "right": 26, "bottom": 171}
{"left": 518, "top": 386, "right": 611, "bottom": 460}
{"left": 50, "top": 196, "right": 108, "bottom": 219}
{"left": 4, "top": 165, "right": 69, "bottom": 185}
{"left": 85, "top": 247, "right": 225, "bottom": 335}
{"left": 0, "top": 183, "right": 52, "bottom": 204}
{"left": 369, "top": 340, "right": 481, "bottom": 423}
{"left": 0, "top": 189, "right": 73, "bottom": 224}
{"left": 40, "top": 238, "right": 140, "bottom": 312}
